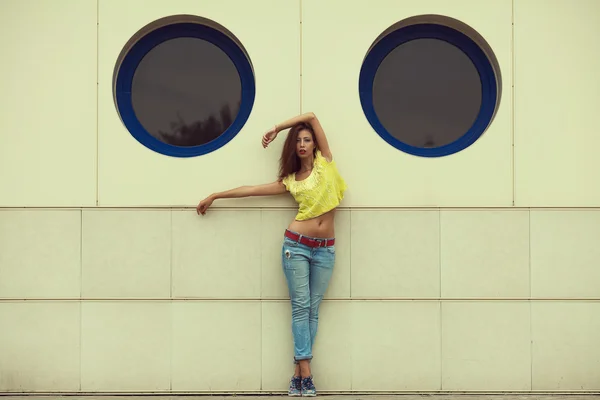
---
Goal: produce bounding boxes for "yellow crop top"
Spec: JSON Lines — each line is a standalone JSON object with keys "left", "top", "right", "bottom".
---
{"left": 282, "top": 150, "right": 347, "bottom": 221}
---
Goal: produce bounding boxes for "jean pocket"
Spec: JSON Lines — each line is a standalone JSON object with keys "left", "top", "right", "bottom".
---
{"left": 283, "top": 237, "right": 299, "bottom": 247}
{"left": 326, "top": 245, "right": 336, "bottom": 254}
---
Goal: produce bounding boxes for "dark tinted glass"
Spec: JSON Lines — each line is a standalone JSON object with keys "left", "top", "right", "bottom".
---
{"left": 373, "top": 38, "right": 482, "bottom": 148}
{"left": 132, "top": 37, "right": 241, "bottom": 147}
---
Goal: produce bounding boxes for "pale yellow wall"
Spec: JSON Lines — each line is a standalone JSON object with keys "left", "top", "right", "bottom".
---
{"left": 514, "top": 0, "right": 600, "bottom": 206}
{"left": 2, "top": 0, "right": 600, "bottom": 207}
{"left": 0, "top": 0, "right": 97, "bottom": 207}
{"left": 302, "top": 0, "right": 513, "bottom": 207}
{"left": 1, "top": 0, "right": 600, "bottom": 394}
{"left": 97, "top": 0, "right": 300, "bottom": 207}
{"left": 2, "top": 208, "right": 600, "bottom": 392}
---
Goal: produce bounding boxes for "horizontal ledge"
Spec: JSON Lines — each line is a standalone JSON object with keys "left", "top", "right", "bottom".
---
{"left": 3, "top": 206, "right": 600, "bottom": 211}
{"left": 0, "top": 297, "right": 598, "bottom": 302}
{"left": 1, "top": 390, "right": 599, "bottom": 395}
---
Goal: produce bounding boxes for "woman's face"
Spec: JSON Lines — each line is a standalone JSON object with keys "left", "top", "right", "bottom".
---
{"left": 296, "top": 129, "right": 315, "bottom": 159}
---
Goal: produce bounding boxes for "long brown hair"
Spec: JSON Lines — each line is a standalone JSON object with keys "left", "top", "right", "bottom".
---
{"left": 278, "top": 122, "right": 317, "bottom": 180}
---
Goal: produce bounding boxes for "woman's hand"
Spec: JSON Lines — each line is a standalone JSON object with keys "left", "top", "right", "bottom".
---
{"left": 196, "top": 195, "right": 214, "bottom": 215}
{"left": 262, "top": 125, "right": 278, "bottom": 148}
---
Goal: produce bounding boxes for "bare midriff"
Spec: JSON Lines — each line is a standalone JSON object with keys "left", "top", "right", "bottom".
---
{"left": 287, "top": 208, "right": 336, "bottom": 239}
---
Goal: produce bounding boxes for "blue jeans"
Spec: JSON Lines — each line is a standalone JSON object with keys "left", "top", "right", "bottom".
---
{"left": 281, "top": 231, "right": 336, "bottom": 363}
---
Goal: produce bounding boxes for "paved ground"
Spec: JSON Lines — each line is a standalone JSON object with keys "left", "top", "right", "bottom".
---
{"left": 0, "top": 396, "right": 599, "bottom": 400}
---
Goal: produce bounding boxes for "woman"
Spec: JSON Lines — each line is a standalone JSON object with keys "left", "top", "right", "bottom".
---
{"left": 196, "top": 112, "right": 347, "bottom": 397}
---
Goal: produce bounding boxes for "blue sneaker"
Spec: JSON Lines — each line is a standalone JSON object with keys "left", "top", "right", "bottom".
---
{"left": 301, "top": 376, "right": 316, "bottom": 397}
{"left": 288, "top": 376, "right": 301, "bottom": 397}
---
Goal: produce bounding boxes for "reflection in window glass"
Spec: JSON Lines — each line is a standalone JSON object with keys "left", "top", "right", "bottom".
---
{"left": 359, "top": 21, "right": 500, "bottom": 158}
{"left": 132, "top": 37, "right": 242, "bottom": 147}
{"left": 373, "top": 38, "right": 481, "bottom": 149}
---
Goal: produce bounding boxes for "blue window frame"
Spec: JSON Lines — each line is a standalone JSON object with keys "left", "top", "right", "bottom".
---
{"left": 114, "top": 22, "right": 255, "bottom": 157}
{"left": 359, "top": 23, "right": 498, "bottom": 157}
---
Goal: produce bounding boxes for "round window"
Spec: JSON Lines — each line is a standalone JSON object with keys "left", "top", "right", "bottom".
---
{"left": 359, "top": 21, "right": 501, "bottom": 157}
{"left": 114, "top": 17, "right": 255, "bottom": 157}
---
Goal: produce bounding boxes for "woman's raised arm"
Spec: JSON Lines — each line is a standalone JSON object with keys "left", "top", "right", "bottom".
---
{"left": 264, "top": 112, "right": 332, "bottom": 161}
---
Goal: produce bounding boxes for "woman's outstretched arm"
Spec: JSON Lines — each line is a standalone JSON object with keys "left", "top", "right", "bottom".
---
{"left": 265, "top": 112, "right": 332, "bottom": 161}
{"left": 197, "top": 180, "right": 286, "bottom": 215}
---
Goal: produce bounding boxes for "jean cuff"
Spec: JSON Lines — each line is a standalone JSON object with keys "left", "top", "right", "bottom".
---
{"left": 294, "top": 356, "right": 313, "bottom": 364}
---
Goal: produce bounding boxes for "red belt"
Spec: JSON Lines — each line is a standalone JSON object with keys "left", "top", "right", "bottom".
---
{"left": 285, "top": 230, "right": 335, "bottom": 248}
